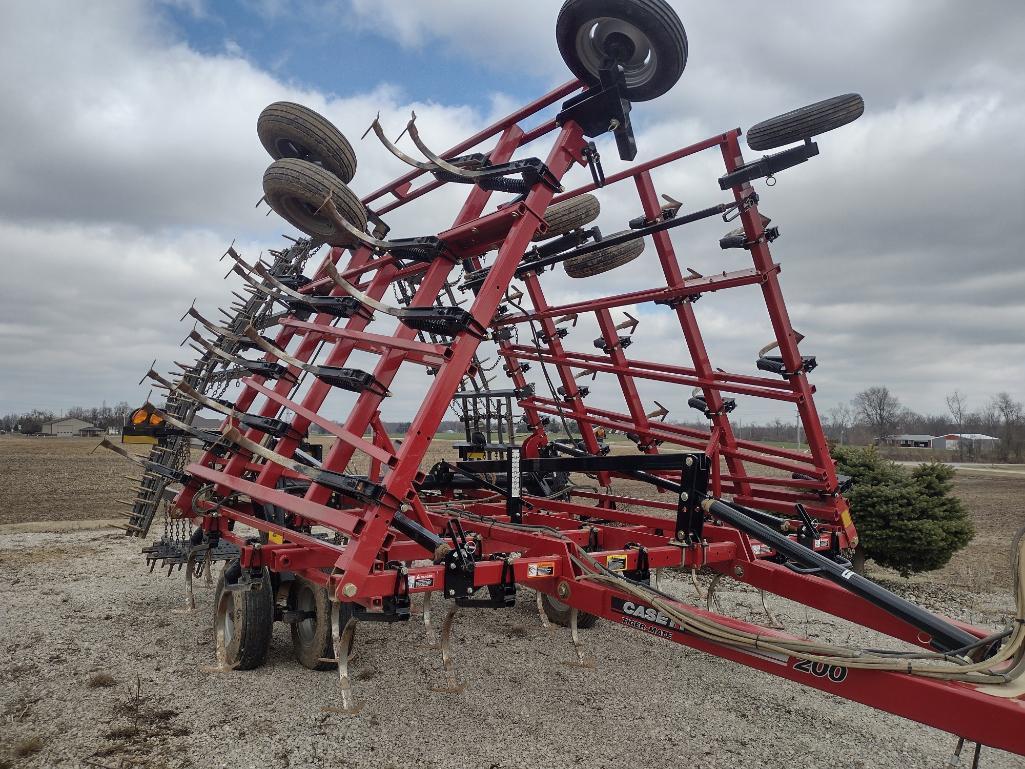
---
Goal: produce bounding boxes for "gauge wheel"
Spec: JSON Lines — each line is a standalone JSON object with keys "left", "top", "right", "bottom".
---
{"left": 534, "top": 194, "right": 601, "bottom": 242}
{"left": 539, "top": 592, "right": 599, "bottom": 628}
{"left": 747, "top": 93, "right": 865, "bottom": 152}
{"left": 563, "top": 230, "right": 644, "bottom": 278}
{"left": 258, "top": 101, "right": 357, "bottom": 183}
{"left": 262, "top": 158, "right": 368, "bottom": 245}
{"left": 213, "top": 562, "right": 273, "bottom": 670}
{"left": 288, "top": 576, "right": 355, "bottom": 670}
{"left": 556, "top": 0, "right": 688, "bottom": 102}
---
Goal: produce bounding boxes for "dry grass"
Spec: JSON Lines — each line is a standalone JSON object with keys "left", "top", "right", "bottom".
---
{"left": 87, "top": 672, "right": 117, "bottom": 688}
{"left": 13, "top": 736, "right": 44, "bottom": 757}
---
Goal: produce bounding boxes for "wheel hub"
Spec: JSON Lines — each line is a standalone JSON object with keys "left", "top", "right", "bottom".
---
{"left": 575, "top": 18, "right": 657, "bottom": 89}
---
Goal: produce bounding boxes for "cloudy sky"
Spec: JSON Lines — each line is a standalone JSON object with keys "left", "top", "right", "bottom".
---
{"left": 2, "top": 0, "right": 1023, "bottom": 428}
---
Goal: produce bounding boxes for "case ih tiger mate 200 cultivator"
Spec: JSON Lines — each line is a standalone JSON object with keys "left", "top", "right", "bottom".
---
{"left": 99, "top": 0, "right": 1025, "bottom": 761}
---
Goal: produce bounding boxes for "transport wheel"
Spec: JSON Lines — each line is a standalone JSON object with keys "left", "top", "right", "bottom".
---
{"left": 746, "top": 93, "right": 865, "bottom": 152}
{"left": 213, "top": 562, "right": 274, "bottom": 671}
{"left": 262, "top": 158, "right": 368, "bottom": 245}
{"left": 556, "top": 0, "right": 688, "bottom": 102}
{"left": 539, "top": 593, "right": 599, "bottom": 629}
{"left": 533, "top": 194, "right": 600, "bottom": 242}
{"left": 563, "top": 231, "right": 644, "bottom": 278}
{"left": 258, "top": 101, "right": 357, "bottom": 184}
{"left": 287, "top": 577, "right": 355, "bottom": 670}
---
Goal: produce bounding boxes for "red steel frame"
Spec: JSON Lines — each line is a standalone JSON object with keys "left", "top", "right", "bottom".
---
{"left": 167, "top": 81, "right": 1025, "bottom": 755}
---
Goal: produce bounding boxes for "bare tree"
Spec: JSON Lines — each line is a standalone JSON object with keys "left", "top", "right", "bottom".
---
{"left": 852, "top": 386, "right": 902, "bottom": 441}
{"left": 827, "top": 404, "right": 853, "bottom": 445}
{"left": 945, "top": 390, "right": 968, "bottom": 461}
{"left": 989, "top": 392, "right": 1024, "bottom": 461}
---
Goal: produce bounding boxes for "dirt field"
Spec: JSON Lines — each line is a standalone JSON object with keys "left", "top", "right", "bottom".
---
{"left": 0, "top": 529, "right": 1021, "bottom": 769}
{"left": 2, "top": 434, "right": 1020, "bottom": 592}
{"left": 1, "top": 435, "right": 1024, "bottom": 767}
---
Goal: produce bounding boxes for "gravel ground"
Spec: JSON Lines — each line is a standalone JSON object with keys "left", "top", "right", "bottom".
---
{"left": 1, "top": 528, "right": 1022, "bottom": 769}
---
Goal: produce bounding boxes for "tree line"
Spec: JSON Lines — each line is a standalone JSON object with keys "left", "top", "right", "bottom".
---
{"left": 831, "top": 387, "right": 1024, "bottom": 461}
{"left": 1, "top": 403, "right": 133, "bottom": 434}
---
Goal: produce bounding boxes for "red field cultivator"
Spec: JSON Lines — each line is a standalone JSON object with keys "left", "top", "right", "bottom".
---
{"left": 102, "top": 0, "right": 1024, "bottom": 761}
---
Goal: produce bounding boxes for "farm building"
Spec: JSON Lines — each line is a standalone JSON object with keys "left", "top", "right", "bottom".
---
{"left": 931, "top": 433, "right": 999, "bottom": 451}
{"left": 39, "top": 417, "right": 97, "bottom": 437}
{"left": 878, "top": 434, "right": 934, "bottom": 448}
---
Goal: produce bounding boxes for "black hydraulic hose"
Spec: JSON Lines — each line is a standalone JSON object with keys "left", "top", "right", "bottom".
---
{"left": 551, "top": 440, "right": 680, "bottom": 492}
{"left": 703, "top": 497, "right": 979, "bottom": 653}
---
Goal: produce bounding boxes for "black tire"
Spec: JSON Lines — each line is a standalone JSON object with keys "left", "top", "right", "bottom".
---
{"left": 214, "top": 562, "right": 273, "bottom": 671}
{"left": 287, "top": 577, "right": 355, "bottom": 670}
{"left": 539, "top": 593, "right": 599, "bottom": 629}
{"left": 534, "top": 194, "right": 600, "bottom": 242}
{"left": 262, "top": 158, "right": 367, "bottom": 245}
{"left": 258, "top": 102, "right": 357, "bottom": 184}
{"left": 556, "top": 0, "right": 688, "bottom": 102}
{"left": 747, "top": 93, "right": 865, "bottom": 152}
{"left": 563, "top": 231, "right": 644, "bottom": 278}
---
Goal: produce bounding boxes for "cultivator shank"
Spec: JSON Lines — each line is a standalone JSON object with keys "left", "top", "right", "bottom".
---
{"left": 103, "top": 0, "right": 1024, "bottom": 759}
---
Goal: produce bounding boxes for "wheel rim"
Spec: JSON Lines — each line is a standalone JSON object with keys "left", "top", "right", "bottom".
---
{"left": 222, "top": 596, "right": 235, "bottom": 646}
{"left": 544, "top": 594, "right": 569, "bottom": 613}
{"left": 273, "top": 137, "right": 317, "bottom": 166}
{"left": 294, "top": 583, "right": 318, "bottom": 645}
{"left": 277, "top": 195, "right": 333, "bottom": 237}
{"left": 574, "top": 17, "right": 658, "bottom": 91}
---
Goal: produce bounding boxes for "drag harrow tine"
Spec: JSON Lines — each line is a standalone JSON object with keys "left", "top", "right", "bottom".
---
{"left": 138, "top": 359, "right": 158, "bottom": 386}
{"left": 759, "top": 589, "right": 784, "bottom": 629}
{"left": 95, "top": 439, "right": 147, "bottom": 470}
{"left": 505, "top": 287, "right": 524, "bottom": 304}
{"left": 706, "top": 572, "right": 723, "bottom": 611}
{"left": 403, "top": 111, "right": 490, "bottom": 180}
{"left": 249, "top": 261, "right": 309, "bottom": 301}
{"left": 555, "top": 313, "right": 578, "bottom": 327}
{"left": 186, "top": 306, "right": 240, "bottom": 341}
{"left": 646, "top": 400, "right": 669, "bottom": 422}
{"left": 615, "top": 312, "right": 639, "bottom": 335}
{"left": 661, "top": 194, "right": 684, "bottom": 217}
{"left": 219, "top": 242, "right": 238, "bottom": 262}
{"left": 321, "top": 604, "right": 363, "bottom": 715}
{"left": 315, "top": 196, "right": 392, "bottom": 253}
{"left": 427, "top": 607, "right": 465, "bottom": 694}
{"left": 158, "top": 411, "right": 226, "bottom": 451}
{"left": 145, "top": 368, "right": 183, "bottom": 395}
{"left": 563, "top": 607, "right": 595, "bottom": 669}
{"left": 421, "top": 592, "right": 440, "bottom": 649}
{"left": 535, "top": 590, "right": 551, "bottom": 629}
{"left": 172, "top": 551, "right": 198, "bottom": 614}
{"left": 690, "top": 567, "right": 705, "bottom": 601}
{"left": 178, "top": 298, "right": 198, "bottom": 323}
{"left": 229, "top": 260, "right": 294, "bottom": 306}
{"left": 187, "top": 333, "right": 292, "bottom": 381}
{"left": 243, "top": 326, "right": 391, "bottom": 397}
{"left": 222, "top": 427, "right": 383, "bottom": 503}
{"left": 362, "top": 111, "right": 437, "bottom": 172}
{"left": 323, "top": 262, "right": 404, "bottom": 318}
{"left": 179, "top": 322, "right": 198, "bottom": 348}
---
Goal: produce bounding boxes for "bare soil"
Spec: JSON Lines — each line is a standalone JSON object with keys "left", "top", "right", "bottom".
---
{"left": 1, "top": 436, "right": 1023, "bottom": 767}
{"left": 0, "top": 529, "right": 1021, "bottom": 769}
{"left": 1, "top": 435, "right": 1022, "bottom": 592}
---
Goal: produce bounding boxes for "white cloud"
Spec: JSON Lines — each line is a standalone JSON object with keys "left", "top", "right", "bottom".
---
{"left": 1, "top": 0, "right": 1023, "bottom": 426}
